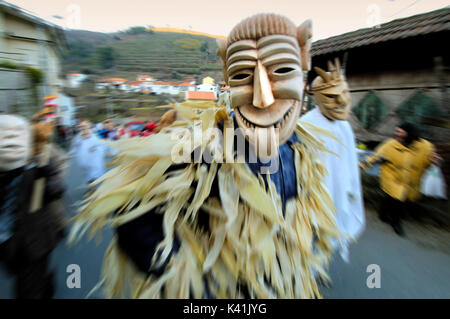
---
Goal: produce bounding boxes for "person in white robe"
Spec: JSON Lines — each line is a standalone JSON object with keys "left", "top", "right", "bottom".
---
{"left": 301, "top": 59, "right": 365, "bottom": 263}
{"left": 68, "top": 120, "right": 107, "bottom": 185}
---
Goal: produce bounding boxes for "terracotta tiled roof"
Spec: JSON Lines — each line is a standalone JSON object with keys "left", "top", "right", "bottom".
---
{"left": 126, "top": 81, "right": 142, "bottom": 86}
{"left": 152, "top": 81, "right": 173, "bottom": 85}
{"left": 137, "top": 75, "right": 153, "bottom": 80}
{"left": 186, "top": 91, "right": 217, "bottom": 100}
{"left": 311, "top": 7, "right": 449, "bottom": 56}
{"left": 177, "top": 82, "right": 195, "bottom": 86}
{"left": 101, "top": 78, "right": 126, "bottom": 82}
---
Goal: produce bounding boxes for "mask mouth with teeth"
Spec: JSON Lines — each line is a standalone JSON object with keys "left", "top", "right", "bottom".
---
{"left": 216, "top": 14, "right": 313, "bottom": 160}
{"left": 235, "top": 99, "right": 301, "bottom": 159}
{"left": 311, "top": 59, "right": 351, "bottom": 121}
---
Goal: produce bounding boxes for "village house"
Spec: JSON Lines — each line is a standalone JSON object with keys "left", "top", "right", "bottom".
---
{"left": 202, "top": 76, "right": 214, "bottom": 85}
{"left": 150, "top": 81, "right": 179, "bottom": 95}
{"left": 139, "top": 80, "right": 154, "bottom": 92}
{"left": 196, "top": 76, "right": 218, "bottom": 98}
{"left": 0, "top": 0, "right": 66, "bottom": 114}
{"left": 136, "top": 74, "right": 153, "bottom": 82}
{"left": 136, "top": 74, "right": 154, "bottom": 92}
{"left": 149, "top": 81, "right": 195, "bottom": 95}
{"left": 95, "top": 77, "right": 126, "bottom": 92}
{"left": 186, "top": 90, "right": 217, "bottom": 102}
{"left": 96, "top": 76, "right": 198, "bottom": 95}
{"left": 120, "top": 80, "right": 142, "bottom": 93}
{"left": 177, "top": 81, "right": 196, "bottom": 92}
{"left": 67, "top": 73, "right": 88, "bottom": 88}
{"left": 196, "top": 83, "right": 217, "bottom": 94}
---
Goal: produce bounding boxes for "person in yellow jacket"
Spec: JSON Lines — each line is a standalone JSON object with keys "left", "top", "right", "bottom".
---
{"left": 360, "top": 122, "right": 442, "bottom": 236}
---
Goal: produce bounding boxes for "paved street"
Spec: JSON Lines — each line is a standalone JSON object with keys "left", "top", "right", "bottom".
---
{"left": 1, "top": 156, "right": 449, "bottom": 299}
{"left": 321, "top": 213, "right": 450, "bottom": 298}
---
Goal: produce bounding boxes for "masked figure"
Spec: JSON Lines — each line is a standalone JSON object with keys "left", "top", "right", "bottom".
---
{"left": 0, "top": 114, "right": 65, "bottom": 298}
{"left": 70, "top": 14, "right": 341, "bottom": 299}
{"left": 301, "top": 59, "right": 365, "bottom": 262}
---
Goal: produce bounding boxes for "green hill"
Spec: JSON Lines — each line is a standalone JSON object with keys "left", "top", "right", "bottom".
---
{"left": 63, "top": 29, "right": 224, "bottom": 82}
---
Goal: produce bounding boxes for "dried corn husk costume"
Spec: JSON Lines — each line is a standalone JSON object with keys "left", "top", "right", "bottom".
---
{"left": 69, "top": 13, "right": 342, "bottom": 299}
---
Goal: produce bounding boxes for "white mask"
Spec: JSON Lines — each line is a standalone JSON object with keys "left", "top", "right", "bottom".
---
{"left": 0, "top": 115, "right": 32, "bottom": 171}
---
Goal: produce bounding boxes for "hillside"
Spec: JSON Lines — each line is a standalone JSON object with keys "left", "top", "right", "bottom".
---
{"left": 63, "top": 29, "right": 224, "bottom": 82}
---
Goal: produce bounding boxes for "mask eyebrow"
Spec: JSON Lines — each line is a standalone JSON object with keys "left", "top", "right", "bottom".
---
{"left": 227, "top": 60, "right": 257, "bottom": 76}
{"left": 262, "top": 53, "right": 301, "bottom": 67}
{"left": 258, "top": 42, "right": 300, "bottom": 60}
{"left": 256, "top": 35, "right": 299, "bottom": 49}
{"left": 227, "top": 49, "right": 258, "bottom": 68}
{"left": 226, "top": 40, "right": 257, "bottom": 59}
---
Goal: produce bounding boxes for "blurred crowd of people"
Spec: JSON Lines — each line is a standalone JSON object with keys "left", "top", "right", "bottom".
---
{"left": 93, "top": 119, "right": 158, "bottom": 140}
{"left": 0, "top": 113, "right": 163, "bottom": 299}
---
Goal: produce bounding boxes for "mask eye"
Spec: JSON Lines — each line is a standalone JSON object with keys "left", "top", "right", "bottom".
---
{"left": 324, "top": 94, "right": 336, "bottom": 99}
{"left": 274, "top": 67, "right": 295, "bottom": 75}
{"left": 231, "top": 73, "right": 251, "bottom": 80}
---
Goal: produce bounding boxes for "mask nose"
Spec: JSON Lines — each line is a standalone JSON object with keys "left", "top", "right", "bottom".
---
{"left": 253, "top": 61, "right": 274, "bottom": 108}
{"left": 337, "top": 93, "right": 348, "bottom": 106}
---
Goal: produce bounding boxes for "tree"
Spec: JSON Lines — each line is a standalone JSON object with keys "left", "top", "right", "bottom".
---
{"left": 200, "top": 42, "right": 208, "bottom": 53}
{"left": 81, "top": 68, "right": 95, "bottom": 74}
{"left": 172, "top": 71, "right": 181, "bottom": 80}
{"left": 146, "top": 25, "right": 155, "bottom": 35}
{"left": 96, "top": 46, "right": 118, "bottom": 69}
{"left": 67, "top": 41, "right": 93, "bottom": 60}
{"left": 126, "top": 26, "right": 147, "bottom": 35}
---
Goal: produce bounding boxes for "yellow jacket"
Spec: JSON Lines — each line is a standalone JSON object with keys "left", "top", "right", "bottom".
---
{"left": 362, "top": 138, "right": 434, "bottom": 202}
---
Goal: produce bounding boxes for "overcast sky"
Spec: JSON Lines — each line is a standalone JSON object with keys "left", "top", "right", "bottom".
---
{"left": 7, "top": 0, "right": 449, "bottom": 40}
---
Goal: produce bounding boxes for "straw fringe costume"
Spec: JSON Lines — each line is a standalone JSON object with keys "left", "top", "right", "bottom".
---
{"left": 70, "top": 103, "right": 341, "bottom": 299}
{"left": 70, "top": 13, "right": 343, "bottom": 299}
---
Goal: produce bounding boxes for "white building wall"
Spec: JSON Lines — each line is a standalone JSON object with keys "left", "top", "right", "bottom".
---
{"left": 68, "top": 74, "right": 88, "bottom": 88}
{"left": 56, "top": 92, "right": 74, "bottom": 126}
{"left": 196, "top": 84, "right": 216, "bottom": 92}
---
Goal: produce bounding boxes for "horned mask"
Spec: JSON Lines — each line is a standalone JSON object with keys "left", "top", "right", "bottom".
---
{"left": 216, "top": 14, "right": 313, "bottom": 159}
{"left": 0, "top": 115, "right": 32, "bottom": 171}
{"left": 311, "top": 59, "right": 351, "bottom": 121}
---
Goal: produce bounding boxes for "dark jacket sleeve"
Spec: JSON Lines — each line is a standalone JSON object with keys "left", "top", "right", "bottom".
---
{"left": 39, "top": 159, "right": 66, "bottom": 202}
{"left": 115, "top": 162, "right": 213, "bottom": 277}
{"left": 116, "top": 208, "right": 181, "bottom": 276}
